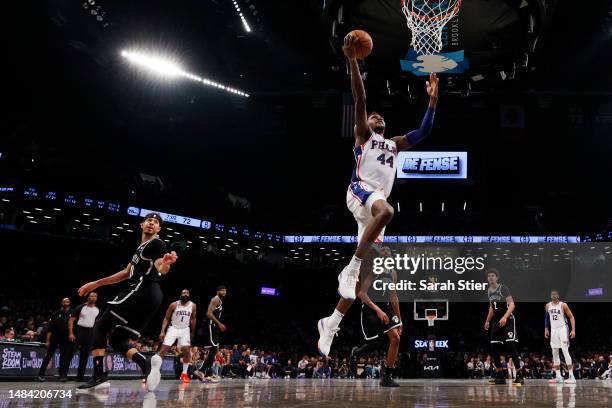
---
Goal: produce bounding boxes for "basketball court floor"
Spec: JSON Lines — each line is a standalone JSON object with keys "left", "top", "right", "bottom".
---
{"left": 0, "top": 379, "right": 609, "bottom": 407}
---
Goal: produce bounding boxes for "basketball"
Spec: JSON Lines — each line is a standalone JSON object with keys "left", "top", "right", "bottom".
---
{"left": 349, "top": 29, "right": 373, "bottom": 59}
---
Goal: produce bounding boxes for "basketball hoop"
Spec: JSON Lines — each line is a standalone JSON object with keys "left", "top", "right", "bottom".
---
{"left": 425, "top": 309, "right": 437, "bottom": 327}
{"left": 401, "top": 0, "right": 463, "bottom": 56}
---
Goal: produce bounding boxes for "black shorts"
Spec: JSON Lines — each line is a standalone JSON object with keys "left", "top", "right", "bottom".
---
{"left": 203, "top": 322, "right": 220, "bottom": 348}
{"left": 92, "top": 281, "right": 163, "bottom": 349}
{"left": 490, "top": 314, "right": 518, "bottom": 344}
{"left": 360, "top": 302, "right": 402, "bottom": 341}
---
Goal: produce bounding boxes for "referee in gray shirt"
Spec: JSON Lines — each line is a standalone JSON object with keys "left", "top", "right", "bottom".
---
{"left": 69, "top": 292, "right": 100, "bottom": 381}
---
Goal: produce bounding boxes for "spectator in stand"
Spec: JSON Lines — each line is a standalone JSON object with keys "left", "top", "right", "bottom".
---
{"left": 467, "top": 358, "right": 474, "bottom": 379}
{"left": 521, "top": 357, "right": 531, "bottom": 379}
{"left": 507, "top": 357, "right": 516, "bottom": 380}
{"left": 284, "top": 359, "right": 297, "bottom": 379}
{"left": 0, "top": 328, "right": 16, "bottom": 341}
{"left": 596, "top": 355, "right": 608, "bottom": 378}
{"left": 474, "top": 357, "right": 484, "bottom": 379}
{"left": 314, "top": 360, "right": 330, "bottom": 379}
{"left": 340, "top": 358, "right": 350, "bottom": 378}
{"left": 297, "top": 355, "right": 309, "bottom": 378}
{"left": 600, "top": 356, "right": 612, "bottom": 380}
{"left": 484, "top": 355, "right": 493, "bottom": 378}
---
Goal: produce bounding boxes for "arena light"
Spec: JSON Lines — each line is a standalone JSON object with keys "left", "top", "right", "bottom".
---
{"left": 121, "top": 49, "right": 250, "bottom": 97}
{"left": 231, "top": 0, "right": 252, "bottom": 33}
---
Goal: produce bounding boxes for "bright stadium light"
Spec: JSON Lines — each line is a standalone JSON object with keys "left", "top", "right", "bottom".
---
{"left": 121, "top": 50, "right": 183, "bottom": 78}
{"left": 231, "top": 0, "right": 252, "bottom": 32}
{"left": 121, "top": 49, "right": 250, "bottom": 97}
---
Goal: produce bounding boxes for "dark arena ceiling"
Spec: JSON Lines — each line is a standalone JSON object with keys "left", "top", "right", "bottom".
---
{"left": 2, "top": 0, "right": 612, "bottom": 236}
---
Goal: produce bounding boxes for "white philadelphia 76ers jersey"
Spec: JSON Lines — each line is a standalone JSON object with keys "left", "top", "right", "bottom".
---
{"left": 547, "top": 301, "right": 567, "bottom": 330}
{"left": 171, "top": 301, "right": 193, "bottom": 330}
{"left": 348, "top": 132, "right": 397, "bottom": 204}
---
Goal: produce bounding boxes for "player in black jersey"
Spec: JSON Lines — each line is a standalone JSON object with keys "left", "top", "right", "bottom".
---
{"left": 351, "top": 247, "right": 402, "bottom": 387}
{"left": 195, "top": 286, "right": 227, "bottom": 382}
{"left": 483, "top": 268, "right": 523, "bottom": 386}
{"left": 76, "top": 213, "right": 178, "bottom": 391}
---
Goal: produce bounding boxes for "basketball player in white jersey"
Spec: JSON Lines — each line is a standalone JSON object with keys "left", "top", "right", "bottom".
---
{"left": 159, "top": 289, "right": 197, "bottom": 383}
{"left": 317, "top": 33, "right": 439, "bottom": 356}
{"left": 545, "top": 290, "right": 576, "bottom": 384}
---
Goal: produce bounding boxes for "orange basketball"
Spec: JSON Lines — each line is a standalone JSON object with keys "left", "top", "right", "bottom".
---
{"left": 349, "top": 29, "right": 373, "bottom": 60}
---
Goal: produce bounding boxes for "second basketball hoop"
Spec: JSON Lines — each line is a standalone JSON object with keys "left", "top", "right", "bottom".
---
{"left": 401, "top": 0, "right": 463, "bottom": 55}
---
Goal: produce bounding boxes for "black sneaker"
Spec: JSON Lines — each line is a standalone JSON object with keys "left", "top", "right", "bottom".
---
{"left": 512, "top": 377, "right": 524, "bottom": 386}
{"left": 380, "top": 367, "right": 400, "bottom": 387}
{"left": 37, "top": 376, "right": 46, "bottom": 382}
{"left": 77, "top": 373, "right": 109, "bottom": 390}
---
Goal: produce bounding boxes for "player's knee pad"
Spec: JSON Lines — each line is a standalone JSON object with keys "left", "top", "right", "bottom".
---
{"left": 561, "top": 348, "right": 572, "bottom": 365}
{"left": 552, "top": 348, "right": 561, "bottom": 366}
{"left": 109, "top": 325, "right": 140, "bottom": 355}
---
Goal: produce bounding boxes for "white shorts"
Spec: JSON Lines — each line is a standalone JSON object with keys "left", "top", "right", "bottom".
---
{"left": 346, "top": 188, "right": 387, "bottom": 244}
{"left": 550, "top": 326, "right": 569, "bottom": 349}
{"left": 163, "top": 326, "right": 191, "bottom": 348}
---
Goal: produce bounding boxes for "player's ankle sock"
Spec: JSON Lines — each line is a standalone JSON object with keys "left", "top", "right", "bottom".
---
{"left": 183, "top": 363, "right": 189, "bottom": 374}
{"left": 555, "top": 369, "right": 561, "bottom": 378}
{"left": 348, "top": 255, "right": 362, "bottom": 271}
{"left": 328, "top": 309, "right": 344, "bottom": 329}
{"left": 93, "top": 356, "right": 104, "bottom": 377}
{"left": 131, "top": 352, "right": 147, "bottom": 372}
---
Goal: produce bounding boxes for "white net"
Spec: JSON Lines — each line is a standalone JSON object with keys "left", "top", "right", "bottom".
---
{"left": 402, "top": 0, "right": 462, "bottom": 55}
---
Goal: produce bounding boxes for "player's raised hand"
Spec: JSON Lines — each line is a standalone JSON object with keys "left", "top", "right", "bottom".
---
{"left": 544, "top": 328, "right": 550, "bottom": 339}
{"left": 161, "top": 251, "right": 178, "bottom": 266}
{"left": 342, "top": 34, "right": 358, "bottom": 60}
{"left": 426, "top": 72, "right": 439, "bottom": 99}
{"left": 78, "top": 281, "right": 98, "bottom": 297}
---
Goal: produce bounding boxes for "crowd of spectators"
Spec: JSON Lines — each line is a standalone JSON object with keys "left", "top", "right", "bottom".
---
{"left": 464, "top": 352, "right": 612, "bottom": 380}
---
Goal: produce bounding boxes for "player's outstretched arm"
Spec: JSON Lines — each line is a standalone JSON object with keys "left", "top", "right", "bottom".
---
{"left": 563, "top": 303, "right": 576, "bottom": 338}
{"left": 343, "top": 34, "right": 369, "bottom": 146}
{"left": 77, "top": 262, "right": 131, "bottom": 296}
{"left": 393, "top": 73, "right": 439, "bottom": 151}
{"left": 155, "top": 251, "right": 178, "bottom": 275}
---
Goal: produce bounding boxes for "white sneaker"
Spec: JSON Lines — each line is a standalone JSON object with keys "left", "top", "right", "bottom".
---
{"left": 548, "top": 377, "right": 563, "bottom": 384}
{"left": 564, "top": 377, "right": 576, "bottom": 384}
{"left": 317, "top": 317, "right": 340, "bottom": 357}
{"left": 337, "top": 265, "right": 359, "bottom": 300}
{"left": 146, "top": 355, "right": 162, "bottom": 392}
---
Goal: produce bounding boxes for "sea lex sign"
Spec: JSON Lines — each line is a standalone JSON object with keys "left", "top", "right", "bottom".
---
{"left": 397, "top": 151, "right": 467, "bottom": 179}
{"left": 414, "top": 339, "right": 449, "bottom": 349}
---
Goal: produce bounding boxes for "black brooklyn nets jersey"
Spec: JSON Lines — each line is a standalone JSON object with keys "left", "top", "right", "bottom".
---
{"left": 208, "top": 296, "right": 223, "bottom": 325}
{"left": 108, "top": 237, "right": 167, "bottom": 304}
{"left": 487, "top": 284, "right": 512, "bottom": 318}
